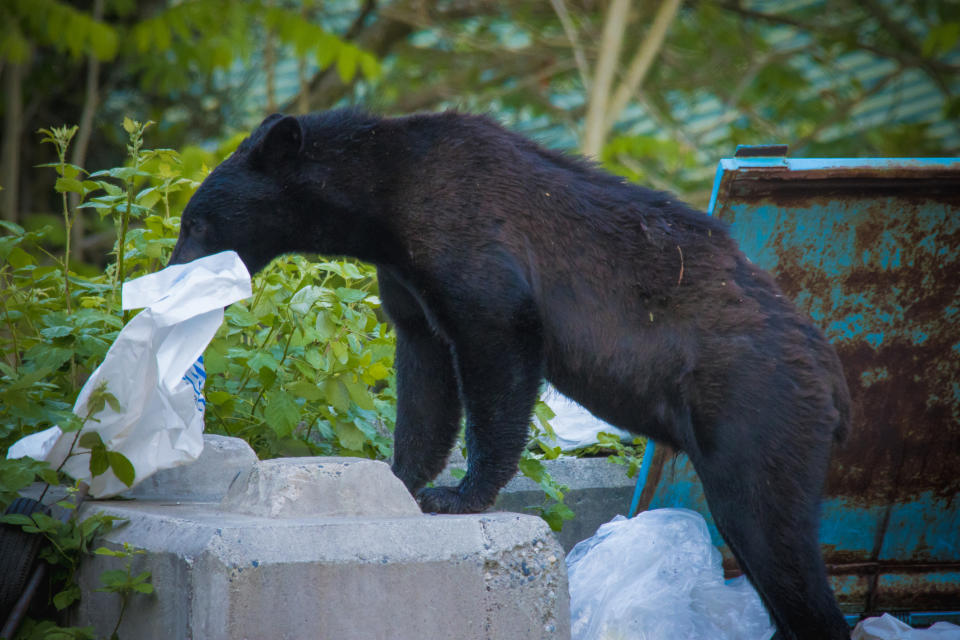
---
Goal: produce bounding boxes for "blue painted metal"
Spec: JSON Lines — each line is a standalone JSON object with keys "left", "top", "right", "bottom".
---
{"left": 636, "top": 151, "right": 960, "bottom": 618}
{"left": 627, "top": 441, "right": 654, "bottom": 518}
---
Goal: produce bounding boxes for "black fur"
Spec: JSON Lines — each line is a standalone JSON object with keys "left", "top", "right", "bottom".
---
{"left": 170, "top": 110, "right": 852, "bottom": 639}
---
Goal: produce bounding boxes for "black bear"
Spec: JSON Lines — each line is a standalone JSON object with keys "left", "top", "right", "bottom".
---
{"left": 170, "top": 110, "right": 851, "bottom": 640}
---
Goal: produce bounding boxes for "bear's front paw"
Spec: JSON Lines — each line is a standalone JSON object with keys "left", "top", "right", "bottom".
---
{"left": 416, "top": 486, "right": 479, "bottom": 514}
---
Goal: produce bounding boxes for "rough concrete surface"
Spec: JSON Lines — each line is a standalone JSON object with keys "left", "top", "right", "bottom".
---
{"left": 220, "top": 457, "right": 420, "bottom": 518}
{"left": 124, "top": 433, "right": 257, "bottom": 502}
{"left": 72, "top": 443, "right": 571, "bottom": 640}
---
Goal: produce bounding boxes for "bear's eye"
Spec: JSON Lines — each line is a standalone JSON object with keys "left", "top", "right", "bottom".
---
{"left": 186, "top": 219, "right": 207, "bottom": 237}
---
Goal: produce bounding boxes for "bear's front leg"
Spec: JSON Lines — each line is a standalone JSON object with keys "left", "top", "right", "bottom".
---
{"left": 416, "top": 301, "right": 544, "bottom": 514}
{"left": 379, "top": 267, "right": 464, "bottom": 495}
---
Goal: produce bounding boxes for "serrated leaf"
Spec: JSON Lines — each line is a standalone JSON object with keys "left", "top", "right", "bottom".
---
{"left": 287, "top": 379, "right": 325, "bottom": 401}
{"left": 263, "top": 390, "right": 299, "bottom": 438}
{"left": 333, "top": 421, "right": 366, "bottom": 451}
{"left": 324, "top": 378, "right": 350, "bottom": 413}
{"left": 289, "top": 285, "right": 324, "bottom": 315}
{"left": 344, "top": 379, "right": 375, "bottom": 410}
{"left": 331, "top": 341, "right": 349, "bottom": 365}
{"left": 40, "top": 325, "right": 73, "bottom": 339}
{"left": 335, "top": 287, "right": 366, "bottom": 303}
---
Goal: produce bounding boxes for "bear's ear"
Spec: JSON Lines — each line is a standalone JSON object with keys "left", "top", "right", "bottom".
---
{"left": 251, "top": 114, "right": 303, "bottom": 169}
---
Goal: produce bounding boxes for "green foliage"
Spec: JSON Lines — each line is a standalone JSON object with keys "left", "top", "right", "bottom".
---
{"left": 578, "top": 432, "right": 647, "bottom": 479}
{"left": 517, "top": 400, "right": 576, "bottom": 532}
{"left": 4, "top": 116, "right": 397, "bottom": 463}
{"left": 0, "top": 0, "right": 118, "bottom": 64}
{"left": 205, "top": 255, "right": 396, "bottom": 459}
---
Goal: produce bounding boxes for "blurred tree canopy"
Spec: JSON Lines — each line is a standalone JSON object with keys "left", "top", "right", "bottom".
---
{"left": 1, "top": 0, "right": 958, "bottom": 248}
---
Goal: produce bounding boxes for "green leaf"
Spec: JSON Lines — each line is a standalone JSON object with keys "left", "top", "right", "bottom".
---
{"left": 367, "top": 362, "right": 390, "bottom": 381}
{"left": 331, "top": 341, "right": 349, "bottom": 365}
{"left": 7, "top": 245, "right": 35, "bottom": 268}
{"left": 324, "top": 378, "right": 350, "bottom": 413}
{"left": 94, "top": 546, "right": 127, "bottom": 557}
{"left": 287, "top": 379, "right": 325, "bottom": 401}
{"left": 97, "top": 568, "right": 129, "bottom": 590}
{"left": 344, "top": 379, "right": 375, "bottom": 410}
{"left": 53, "top": 584, "right": 82, "bottom": 610}
{"left": 336, "top": 45, "right": 358, "bottom": 82}
{"left": 90, "top": 445, "right": 109, "bottom": 477}
{"left": 248, "top": 351, "right": 279, "bottom": 373}
{"left": 108, "top": 451, "right": 136, "bottom": 487}
{"left": 333, "top": 421, "right": 366, "bottom": 451}
{"left": 0, "top": 513, "right": 35, "bottom": 527}
{"left": 289, "top": 285, "right": 324, "bottom": 315}
{"left": 518, "top": 456, "right": 545, "bottom": 483}
{"left": 263, "top": 389, "right": 300, "bottom": 438}
{"left": 79, "top": 431, "right": 105, "bottom": 450}
{"left": 40, "top": 325, "right": 73, "bottom": 339}
{"left": 55, "top": 176, "right": 85, "bottom": 194}
{"left": 335, "top": 287, "right": 367, "bottom": 304}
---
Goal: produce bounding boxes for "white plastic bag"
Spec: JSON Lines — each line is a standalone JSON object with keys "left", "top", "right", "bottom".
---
{"left": 852, "top": 614, "right": 960, "bottom": 640}
{"left": 7, "top": 251, "right": 251, "bottom": 498}
{"left": 567, "top": 509, "right": 775, "bottom": 640}
{"left": 540, "top": 385, "right": 633, "bottom": 451}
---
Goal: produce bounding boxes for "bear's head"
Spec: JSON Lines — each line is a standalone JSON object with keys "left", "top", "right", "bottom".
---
{"left": 169, "top": 113, "right": 311, "bottom": 274}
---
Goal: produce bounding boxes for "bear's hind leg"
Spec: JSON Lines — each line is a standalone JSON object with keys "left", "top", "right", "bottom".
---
{"left": 695, "top": 444, "right": 849, "bottom": 640}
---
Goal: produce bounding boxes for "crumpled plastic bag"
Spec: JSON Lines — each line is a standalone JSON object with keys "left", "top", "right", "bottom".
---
{"left": 7, "top": 251, "right": 251, "bottom": 498}
{"left": 540, "top": 385, "right": 634, "bottom": 451}
{"left": 567, "top": 508, "right": 775, "bottom": 640}
{"left": 852, "top": 614, "right": 960, "bottom": 639}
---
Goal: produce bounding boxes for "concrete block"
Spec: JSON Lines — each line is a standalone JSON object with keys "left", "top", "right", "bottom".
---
{"left": 125, "top": 434, "right": 258, "bottom": 502}
{"left": 220, "top": 457, "right": 419, "bottom": 518}
{"left": 436, "top": 455, "right": 636, "bottom": 552}
{"left": 74, "top": 451, "right": 570, "bottom": 639}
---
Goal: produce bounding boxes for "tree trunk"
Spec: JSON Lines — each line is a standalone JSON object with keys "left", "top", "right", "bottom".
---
{"left": 1, "top": 61, "right": 25, "bottom": 223}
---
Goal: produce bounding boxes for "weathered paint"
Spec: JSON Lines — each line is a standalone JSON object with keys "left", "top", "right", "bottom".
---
{"left": 637, "top": 151, "right": 960, "bottom": 616}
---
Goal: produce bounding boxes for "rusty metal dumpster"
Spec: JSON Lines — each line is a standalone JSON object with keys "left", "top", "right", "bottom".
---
{"left": 630, "top": 147, "right": 960, "bottom": 623}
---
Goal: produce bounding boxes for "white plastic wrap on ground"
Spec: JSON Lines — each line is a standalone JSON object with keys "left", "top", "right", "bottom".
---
{"left": 853, "top": 614, "right": 960, "bottom": 639}
{"left": 566, "top": 509, "right": 775, "bottom": 640}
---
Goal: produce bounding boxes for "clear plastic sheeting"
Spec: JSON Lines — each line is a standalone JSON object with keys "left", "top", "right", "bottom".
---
{"left": 852, "top": 614, "right": 960, "bottom": 640}
{"left": 567, "top": 509, "right": 775, "bottom": 640}
{"left": 7, "top": 251, "right": 251, "bottom": 498}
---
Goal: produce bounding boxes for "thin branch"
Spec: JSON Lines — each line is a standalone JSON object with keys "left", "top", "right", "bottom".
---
{"left": 548, "top": 0, "right": 591, "bottom": 91}
{"left": 605, "top": 0, "right": 683, "bottom": 129}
